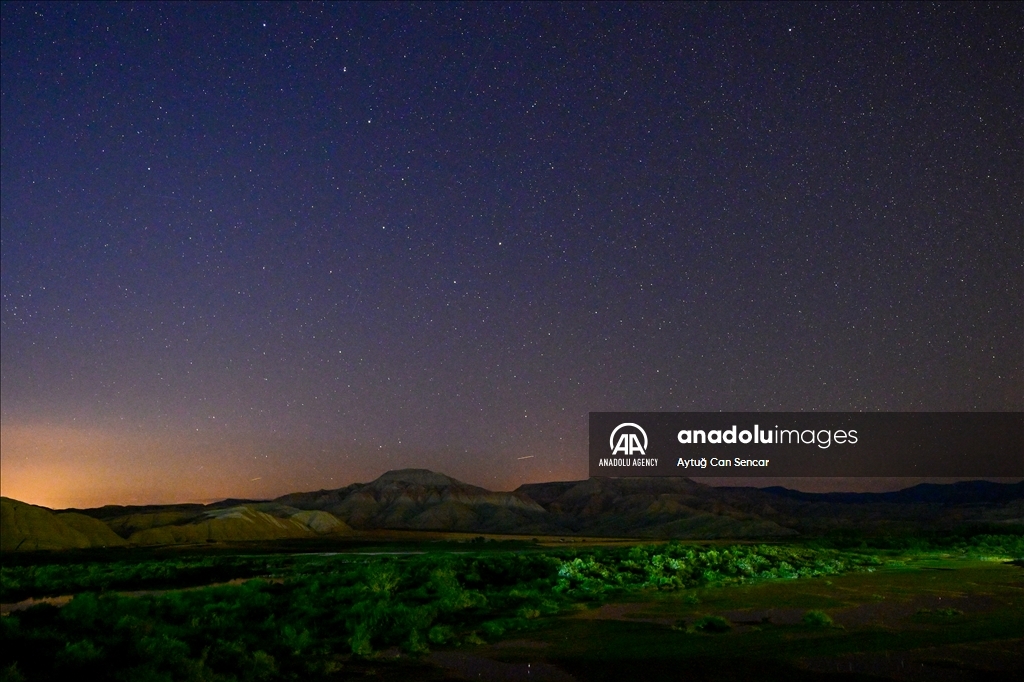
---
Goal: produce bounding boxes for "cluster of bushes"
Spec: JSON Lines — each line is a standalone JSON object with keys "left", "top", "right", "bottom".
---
{"left": 947, "top": 533, "right": 1024, "bottom": 558}
{"left": 2, "top": 536, "right": 1015, "bottom": 681}
{"left": 810, "top": 529, "right": 1024, "bottom": 555}
{"left": 2, "top": 553, "right": 566, "bottom": 681}
{"left": 551, "top": 543, "right": 879, "bottom": 597}
{"left": 0, "top": 556, "right": 287, "bottom": 603}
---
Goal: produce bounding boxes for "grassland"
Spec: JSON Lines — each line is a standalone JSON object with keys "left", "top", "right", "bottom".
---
{"left": 1, "top": 532, "right": 1021, "bottom": 681}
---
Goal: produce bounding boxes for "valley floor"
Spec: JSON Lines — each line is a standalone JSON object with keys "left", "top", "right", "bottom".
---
{"left": 426, "top": 559, "right": 1023, "bottom": 681}
{"left": 1, "top": 539, "right": 1021, "bottom": 681}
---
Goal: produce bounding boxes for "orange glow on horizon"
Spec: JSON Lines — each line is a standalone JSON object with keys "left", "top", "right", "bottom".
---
{"left": 0, "top": 421, "right": 578, "bottom": 509}
{"left": 2, "top": 422, "right": 1018, "bottom": 509}
{"left": 0, "top": 422, "right": 316, "bottom": 509}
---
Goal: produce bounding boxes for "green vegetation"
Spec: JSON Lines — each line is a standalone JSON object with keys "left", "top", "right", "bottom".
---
{"left": 1, "top": 534, "right": 1021, "bottom": 681}
{"left": 800, "top": 609, "right": 834, "bottom": 627}
{"left": 806, "top": 526, "right": 1024, "bottom": 554}
{"left": 0, "top": 555, "right": 287, "bottom": 603}
{"left": 690, "top": 615, "right": 732, "bottom": 633}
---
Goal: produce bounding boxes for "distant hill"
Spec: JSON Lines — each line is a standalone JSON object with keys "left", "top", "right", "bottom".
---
{"left": 277, "top": 470, "right": 1022, "bottom": 538}
{"left": 126, "top": 504, "right": 351, "bottom": 546}
{"left": 710, "top": 482, "right": 1024, "bottom": 534}
{"left": 0, "top": 499, "right": 351, "bottom": 551}
{"left": 0, "top": 497, "right": 127, "bottom": 551}
{"left": 276, "top": 469, "right": 549, "bottom": 533}
{"left": 514, "top": 477, "right": 797, "bottom": 538}
{"left": 2, "top": 472, "right": 1021, "bottom": 551}
{"left": 757, "top": 480, "right": 1024, "bottom": 505}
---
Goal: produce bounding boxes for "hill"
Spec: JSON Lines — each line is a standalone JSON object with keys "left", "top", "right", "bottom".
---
{"left": 0, "top": 497, "right": 127, "bottom": 551}
{"left": 125, "top": 504, "right": 351, "bottom": 545}
{"left": 514, "top": 477, "right": 797, "bottom": 538}
{"left": 276, "top": 469, "right": 549, "bottom": 533}
{"left": 0, "top": 499, "right": 352, "bottom": 551}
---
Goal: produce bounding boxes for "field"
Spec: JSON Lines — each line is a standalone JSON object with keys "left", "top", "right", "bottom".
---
{"left": 1, "top": 533, "right": 1021, "bottom": 681}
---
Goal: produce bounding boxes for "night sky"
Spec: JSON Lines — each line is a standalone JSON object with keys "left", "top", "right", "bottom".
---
{"left": 2, "top": 2, "right": 1021, "bottom": 508}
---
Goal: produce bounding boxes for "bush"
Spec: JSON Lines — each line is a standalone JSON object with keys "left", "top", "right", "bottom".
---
{"left": 428, "top": 625, "right": 454, "bottom": 644}
{"left": 802, "top": 610, "right": 834, "bottom": 627}
{"left": 481, "top": 620, "right": 506, "bottom": 638}
{"left": 1, "top": 663, "right": 26, "bottom": 682}
{"left": 691, "top": 615, "right": 731, "bottom": 633}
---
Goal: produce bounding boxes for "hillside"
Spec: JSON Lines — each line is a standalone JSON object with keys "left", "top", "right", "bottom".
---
{"left": 0, "top": 497, "right": 127, "bottom": 551}
{"left": 126, "top": 504, "right": 351, "bottom": 545}
{"left": 276, "top": 469, "right": 549, "bottom": 533}
{"left": 0, "top": 499, "right": 351, "bottom": 551}
{"left": 514, "top": 477, "right": 797, "bottom": 538}
{"left": 708, "top": 482, "right": 1024, "bottom": 534}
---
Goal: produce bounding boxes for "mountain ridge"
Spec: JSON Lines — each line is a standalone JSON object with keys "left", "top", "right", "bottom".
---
{"left": 3, "top": 470, "right": 1021, "bottom": 551}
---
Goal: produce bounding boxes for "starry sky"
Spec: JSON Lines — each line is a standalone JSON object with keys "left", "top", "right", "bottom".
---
{"left": 2, "top": 2, "right": 1021, "bottom": 508}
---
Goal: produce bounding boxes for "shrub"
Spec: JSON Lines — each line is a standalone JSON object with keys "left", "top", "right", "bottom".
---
{"left": 1, "top": 663, "right": 26, "bottom": 682}
{"left": 481, "top": 620, "right": 506, "bottom": 638}
{"left": 802, "top": 610, "right": 834, "bottom": 627}
{"left": 691, "top": 615, "right": 731, "bottom": 633}
{"left": 428, "top": 625, "right": 454, "bottom": 644}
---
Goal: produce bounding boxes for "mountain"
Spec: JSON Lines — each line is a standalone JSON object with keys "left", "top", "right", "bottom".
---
{"left": 509, "top": 477, "right": 1023, "bottom": 538}
{"left": 709, "top": 482, "right": 1024, "bottom": 534}
{"left": 3, "top": 472, "right": 1021, "bottom": 551}
{"left": 276, "top": 469, "right": 549, "bottom": 533}
{"left": 275, "top": 472, "right": 1022, "bottom": 537}
{"left": 514, "top": 477, "right": 797, "bottom": 538}
{"left": 757, "top": 480, "right": 1024, "bottom": 505}
{"left": 0, "top": 497, "right": 127, "bottom": 551}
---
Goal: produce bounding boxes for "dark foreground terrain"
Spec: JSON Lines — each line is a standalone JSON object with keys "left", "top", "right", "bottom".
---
{"left": 1, "top": 532, "right": 1021, "bottom": 681}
